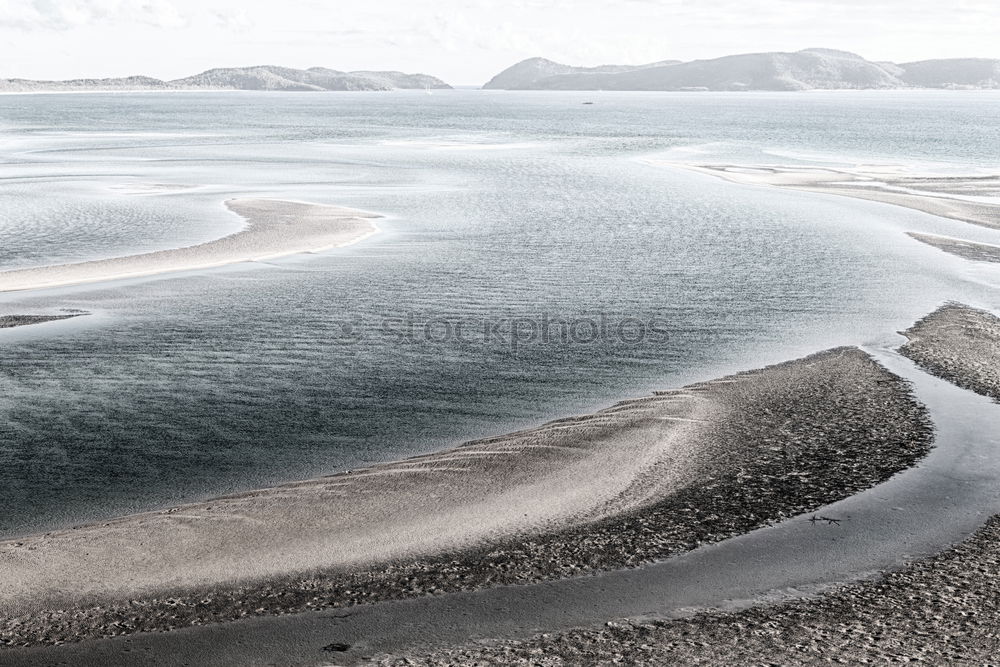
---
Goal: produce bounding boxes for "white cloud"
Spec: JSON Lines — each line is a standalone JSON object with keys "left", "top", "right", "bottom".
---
{"left": 0, "top": 0, "right": 194, "bottom": 29}
{"left": 0, "top": 0, "right": 998, "bottom": 84}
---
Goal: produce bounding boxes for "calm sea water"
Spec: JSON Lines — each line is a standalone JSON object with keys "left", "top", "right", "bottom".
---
{"left": 1, "top": 90, "right": 999, "bottom": 536}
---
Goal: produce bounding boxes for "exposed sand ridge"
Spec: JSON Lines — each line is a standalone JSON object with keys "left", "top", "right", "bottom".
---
{"left": 378, "top": 303, "right": 1000, "bottom": 665}
{"left": 0, "top": 346, "right": 932, "bottom": 648}
{"left": 677, "top": 163, "right": 1000, "bottom": 231}
{"left": 0, "top": 199, "right": 380, "bottom": 292}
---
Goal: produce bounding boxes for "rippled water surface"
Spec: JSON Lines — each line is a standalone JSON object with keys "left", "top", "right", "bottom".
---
{"left": 1, "top": 90, "right": 999, "bottom": 536}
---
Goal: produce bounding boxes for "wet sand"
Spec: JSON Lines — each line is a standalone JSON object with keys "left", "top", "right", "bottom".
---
{"left": 0, "top": 347, "right": 932, "bottom": 649}
{"left": 7, "top": 340, "right": 1000, "bottom": 667}
{"left": 0, "top": 199, "right": 380, "bottom": 292}
{"left": 680, "top": 163, "right": 1000, "bottom": 231}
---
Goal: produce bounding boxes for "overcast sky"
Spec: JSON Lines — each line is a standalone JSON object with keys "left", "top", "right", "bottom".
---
{"left": 2, "top": 0, "right": 998, "bottom": 84}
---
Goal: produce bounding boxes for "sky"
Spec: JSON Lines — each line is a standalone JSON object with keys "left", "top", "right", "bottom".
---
{"left": 1, "top": 0, "right": 999, "bottom": 85}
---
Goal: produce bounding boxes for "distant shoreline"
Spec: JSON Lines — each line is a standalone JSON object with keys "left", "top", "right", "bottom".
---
{"left": 5, "top": 88, "right": 1000, "bottom": 97}
{"left": 0, "top": 88, "right": 456, "bottom": 96}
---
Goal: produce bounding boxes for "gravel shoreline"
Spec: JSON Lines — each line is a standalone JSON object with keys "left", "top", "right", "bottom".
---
{"left": 377, "top": 514, "right": 1000, "bottom": 666}
{"left": 901, "top": 303, "right": 1000, "bottom": 403}
{"left": 0, "top": 347, "right": 933, "bottom": 648}
{"left": 378, "top": 304, "right": 1000, "bottom": 666}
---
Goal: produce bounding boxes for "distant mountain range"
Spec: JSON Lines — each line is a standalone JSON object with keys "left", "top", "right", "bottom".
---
{"left": 483, "top": 49, "right": 1000, "bottom": 91}
{"left": 7, "top": 51, "right": 1000, "bottom": 93}
{"left": 0, "top": 66, "right": 452, "bottom": 92}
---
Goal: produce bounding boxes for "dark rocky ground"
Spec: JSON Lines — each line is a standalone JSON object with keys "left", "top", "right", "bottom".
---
{"left": 0, "top": 313, "right": 85, "bottom": 328}
{"left": 0, "top": 347, "right": 933, "bottom": 648}
{"left": 908, "top": 232, "right": 1000, "bottom": 264}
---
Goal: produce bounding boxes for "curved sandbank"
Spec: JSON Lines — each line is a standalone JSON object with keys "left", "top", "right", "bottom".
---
{"left": 0, "top": 344, "right": 932, "bottom": 648}
{"left": 9, "top": 325, "right": 1000, "bottom": 666}
{"left": 0, "top": 199, "right": 380, "bottom": 293}
{"left": 376, "top": 304, "right": 1000, "bottom": 666}
{"left": 680, "top": 163, "right": 1000, "bottom": 231}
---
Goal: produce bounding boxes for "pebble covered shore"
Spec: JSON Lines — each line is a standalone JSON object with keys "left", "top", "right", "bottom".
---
{"left": 379, "top": 303, "right": 1000, "bottom": 665}
{"left": 901, "top": 303, "right": 1000, "bottom": 403}
{"left": 0, "top": 347, "right": 933, "bottom": 648}
{"left": 377, "top": 515, "right": 1000, "bottom": 666}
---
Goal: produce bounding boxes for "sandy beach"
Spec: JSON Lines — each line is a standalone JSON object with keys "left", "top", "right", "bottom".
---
{"left": 680, "top": 163, "right": 1000, "bottom": 231}
{"left": 0, "top": 344, "right": 932, "bottom": 649}
{"left": 368, "top": 304, "right": 1000, "bottom": 665}
{"left": 1, "top": 196, "right": 995, "bottom": 666}
{"left": 3, "top": 68, "right": 1000, "bottom": 667}
{"left": 0, "top": 199, "right": 380, "bottom": 293}
{"left": 0, "top": 169, "right": 996, "bottom": 665}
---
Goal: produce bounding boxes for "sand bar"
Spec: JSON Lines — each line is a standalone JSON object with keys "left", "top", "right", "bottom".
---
{"left": 901, "top": 302, "right": 1000, "bottom": 401}
{"left": 376, "top": 304, "right": 1000, "bottom": 666}
{"left": 681, "top": 164, "right": 1000, "bottom": 230}
{"left": 8, "top": 334, "right": 1000, "bottom": 666}
{"left": 0, "top": 199, "right": 380, "bottom": 293}
{"left": 0, "top": 346, "right": 932, "bottom": 648}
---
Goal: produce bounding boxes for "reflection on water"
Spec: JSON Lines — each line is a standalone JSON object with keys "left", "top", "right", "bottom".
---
{"left": 0, "top": 90, "right": 999, "bottom": 536}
